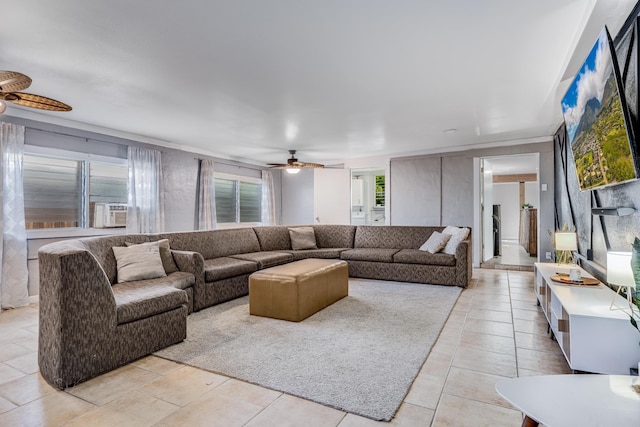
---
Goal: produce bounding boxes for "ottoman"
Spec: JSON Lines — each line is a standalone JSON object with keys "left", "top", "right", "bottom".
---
{"left": 249, "top": 258, "right": 348, "bottom": 322}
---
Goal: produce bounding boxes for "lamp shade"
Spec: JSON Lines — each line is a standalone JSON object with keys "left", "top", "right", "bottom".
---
{"left": 286, "top": 168, "right": 301, "bottom": 174}
{"left": 555, "top": 232, "right": 577, "bottom": 251}
{"left": 607, "top": 251, "right": 635, "bottom": 289}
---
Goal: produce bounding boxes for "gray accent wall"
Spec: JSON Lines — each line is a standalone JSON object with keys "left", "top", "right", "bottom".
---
{"left": 554, "top": 5, "right": 640, "bottom": 280}
{"left": 390, "top": 157, "right": 441, "bottom": 225}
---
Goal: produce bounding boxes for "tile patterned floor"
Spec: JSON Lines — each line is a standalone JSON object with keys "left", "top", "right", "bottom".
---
{"left": 481, "top": 240, "right": 536, "bottom": 271}
{"left": 0, "top": 269, "right": 571, "bottom": 426}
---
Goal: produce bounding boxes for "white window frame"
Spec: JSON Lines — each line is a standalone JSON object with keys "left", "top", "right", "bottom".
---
{"left": 24, "top": 145, "right": 127, "bottom": 237}
{"left": 214, "top": 172, "right": 263, "bottom": 229}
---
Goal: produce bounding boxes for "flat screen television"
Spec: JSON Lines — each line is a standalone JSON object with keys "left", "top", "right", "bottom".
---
{"left": 561, "top": 26, "right": 638, "bottom": 191}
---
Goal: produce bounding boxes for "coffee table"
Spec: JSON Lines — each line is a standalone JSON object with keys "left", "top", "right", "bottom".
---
{"left": 249, "top": 258, "right": 348, "bottom": 322}
{"left": 495, "top": 374, "right": 640, "bottom": 426}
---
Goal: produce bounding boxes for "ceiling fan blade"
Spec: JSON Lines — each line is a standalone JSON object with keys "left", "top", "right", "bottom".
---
{"left": 2, "top": 92, "right": 72, "bottom": 112}
{"left": 301, "top": 162, "right": 325, "bottom": 168}
{"left": 267, "top": 163, "right": 288, "bottom": 168}
{"left": 0, "top": 71, "right": 32, "bottom": 93}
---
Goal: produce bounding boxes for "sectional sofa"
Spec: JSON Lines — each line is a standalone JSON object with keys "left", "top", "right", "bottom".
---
{"left": 38, "top": 224, "right": 471, "bottom": 389}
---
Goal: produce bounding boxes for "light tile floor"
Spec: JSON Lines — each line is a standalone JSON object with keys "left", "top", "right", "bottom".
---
{"left": 482, "top": 240, "right": 536, "bottom": 270}
{"left": 0, "top": 269, "right": 571, "bottom": 426}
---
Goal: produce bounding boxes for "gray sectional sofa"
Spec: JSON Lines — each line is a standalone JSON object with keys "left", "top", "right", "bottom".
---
{"left": 38, "top": 224, "right": 471, "bottom": 389}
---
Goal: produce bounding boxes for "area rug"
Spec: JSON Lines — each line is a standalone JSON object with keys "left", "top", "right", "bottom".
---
{"left": 154, "top": 279, "right": 461, "bottom": 421}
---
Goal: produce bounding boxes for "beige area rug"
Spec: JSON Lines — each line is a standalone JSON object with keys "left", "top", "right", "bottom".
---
{"left": 155, "top": 278, "right": 461, "bottom": 421}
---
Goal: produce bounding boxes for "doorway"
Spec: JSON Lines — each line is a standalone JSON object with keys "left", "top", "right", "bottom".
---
{"left": 350, "top": 168, "right": 386, "bottom": 226}
{"left": 478, "top": 154, "right": 539, "bottom": 270}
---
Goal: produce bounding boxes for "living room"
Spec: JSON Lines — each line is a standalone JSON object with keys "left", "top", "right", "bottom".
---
{"left": 1, "top": 1, "right": 640, "bottom": 426}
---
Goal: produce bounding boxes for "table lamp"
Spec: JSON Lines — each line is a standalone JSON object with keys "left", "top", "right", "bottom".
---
{"left": 555, "top": 232, "right": 577, "bottom": 264}
{"left": 606, "top": 251, "right": 636, "bottom": 311}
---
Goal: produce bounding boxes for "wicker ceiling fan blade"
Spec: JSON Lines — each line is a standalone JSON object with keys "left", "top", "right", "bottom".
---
{"left": 0, "top": 71, "right": 32, "bottom": 93}
{"left": 2, "top": 92, "right": 72, "bottom": 112}
{"left": 301, "top": 162, "right": 325, "bottom": 168}
{"left": 267, "top": 150, "right": 325, "bottom": 169}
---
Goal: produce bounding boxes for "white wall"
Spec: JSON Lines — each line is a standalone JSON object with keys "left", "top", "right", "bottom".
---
{"left": 492, "top": 183, "right": 520, "bottom": 240}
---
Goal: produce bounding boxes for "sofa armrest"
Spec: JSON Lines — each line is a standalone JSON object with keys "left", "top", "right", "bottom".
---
{"left": 455, "top": 239, "right": 472, "bottom": 288}
{"left": 171, "top": 250, "right": 205, "bottom": 311}
{"left": 38, "top": 248, "right": 118, "bottom": 388}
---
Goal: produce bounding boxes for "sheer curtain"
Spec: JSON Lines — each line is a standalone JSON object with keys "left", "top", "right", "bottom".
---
{"left": 126, "top": 146, "right": 165, "bottom": 233}
{"left": 261, "top": 170, "right": 276, "bottom": 226}
{"left": 197, "top": 159, "right": 217, "bottom": 230}
{"left": 0, "top": 122, "right": 29, "bottom": 311}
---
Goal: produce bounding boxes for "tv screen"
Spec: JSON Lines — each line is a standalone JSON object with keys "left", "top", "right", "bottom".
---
{"left": 561, "top": 26, "right": 637, "bottom": 191}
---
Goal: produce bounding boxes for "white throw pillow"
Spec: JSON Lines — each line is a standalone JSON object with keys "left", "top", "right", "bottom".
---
{"left": 419, "top": 231, "right": 452, "bottom": 253}
{"left": 442, "top": 226, "right": 470, "bottom": 255}
{"left": 125, "top": 239, "right": 179, "bottom": 274}
{"left": 112, "top": 244, "right": 167, "bottom": 283}
{"left": 289, "top": 227, "right": 318, "bottom": 250}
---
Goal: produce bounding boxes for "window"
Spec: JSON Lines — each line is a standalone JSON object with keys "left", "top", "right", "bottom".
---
{"left": 23, "top": 155, "right": 83, "bottom": 229}
{"left": 214, "top": 174, "right": 262, "bottom": 225}
{"left": 375, "top": 175, "right": 385, "bottom": 206}
{"left": 23, "top": 147, "right": 127, "bottom": 230}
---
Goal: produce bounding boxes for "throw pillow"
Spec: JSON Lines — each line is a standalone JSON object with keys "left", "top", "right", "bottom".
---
{"left": 419, "top": 231, "right": 452, "bottom": 253}
{"left": 112, "top": 244, "right": 167, "bottom": 283}
{"left": 125, "top": 239, "right": 179, "bottom": 274}
{"left": 289, "top": 226, "right": 318, "bottom": 250}
{"left": 442, "top": 226, "right": 471, "bottom": 255}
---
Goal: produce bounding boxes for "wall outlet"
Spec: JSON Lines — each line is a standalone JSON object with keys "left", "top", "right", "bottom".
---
{"left": 545, "top": 252, "right": 552, "bottom": 260}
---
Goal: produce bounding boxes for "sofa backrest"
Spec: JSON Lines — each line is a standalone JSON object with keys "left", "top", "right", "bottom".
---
{"left": 313, "top": 225, "right": 356, "bottom": 248}
{"left": 253, "top": 226, "right": 292, "bottom": 251}
{"left": 353, "top": 226, "right": 443, "bottom": 249}
{"left": 156, "top": 230, "right": 218, "bottom": 259}
{"left": 80, "top": 234, "right": 151, "bottom": 285}
{"left": 158, "top": 228, "right": 261, "bottom": 259}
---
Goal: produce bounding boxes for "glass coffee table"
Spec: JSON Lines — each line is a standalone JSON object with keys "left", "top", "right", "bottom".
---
{"left": 496, "top": 374, "right": 640, "bottom": 426}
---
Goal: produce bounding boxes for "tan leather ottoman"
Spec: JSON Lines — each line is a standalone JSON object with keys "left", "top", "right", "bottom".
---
{"left": 249, "top": 258, "right": 348, "bottom": 322}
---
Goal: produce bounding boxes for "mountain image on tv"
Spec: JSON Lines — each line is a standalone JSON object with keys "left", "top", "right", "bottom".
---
{"left": 561, "top": 27, "right": 635, "bottom": 191}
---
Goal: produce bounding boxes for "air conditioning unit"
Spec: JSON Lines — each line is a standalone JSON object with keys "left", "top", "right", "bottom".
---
{"left": 94, "top": 203, "right": 127, "bottom": 228}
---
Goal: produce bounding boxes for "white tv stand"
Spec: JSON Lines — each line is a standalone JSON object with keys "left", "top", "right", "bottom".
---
{"left": 534, "top": 262, "right": 640, "bottom": 375}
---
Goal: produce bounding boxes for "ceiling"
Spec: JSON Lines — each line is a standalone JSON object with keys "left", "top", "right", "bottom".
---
{"left": 1, "top": 0, "right": 637, "bottom": 166}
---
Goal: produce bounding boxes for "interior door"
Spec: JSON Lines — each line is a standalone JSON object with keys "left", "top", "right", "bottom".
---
{"left": 313, "top": 168, "right": 350, "bottom": 224}
{"left": 482, "top": 159, "right": 494, "bottom": 262}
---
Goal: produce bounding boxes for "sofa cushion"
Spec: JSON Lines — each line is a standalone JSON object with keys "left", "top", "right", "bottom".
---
{"left": 354, "top": 226, "right": 443, "bottom": 249}
{"left": 393, "top": 249, "right": 457, "bottom": 266}
{"left": 289, "top": 227, "right": 318, "bottom": 250}
{"left": 340, "top": 248, "right": 400, "bottom": 262}
{"left": 288, "top": 248, "right": 348, "bottom": 261}
{"left": 419, "top": 231, "right": 451, "bottom": 254}
{"left": 112, "top": 244, "right": 166, "bottom": 283}
{"left": 313, "top": 225, "right": 356, "bottom": 248}
{"left": 204, "top": 257, "right": 258, "bottom": 282}
{"left": 126, "top": 239, "right": 179, "bottom": 274}
{"left": 112, "top": 282, "right": 187, "bottom": 324}
{"left": 253, "top": 226, "right": 292, "bottom": 251}
{"left": 230, "top": 251, "right": 294, "bottom": 269}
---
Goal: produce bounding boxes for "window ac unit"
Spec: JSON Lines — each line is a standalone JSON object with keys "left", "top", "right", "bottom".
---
{"left": 94, "top": 203, "right": 127, "bottom": 228}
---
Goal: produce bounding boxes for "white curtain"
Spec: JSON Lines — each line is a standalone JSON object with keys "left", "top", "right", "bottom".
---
{"left": 261, "top": 170, "right": 276, "bottom": 225}
{"left": 126, "top": 146, "right": 165, "bottom": 233}
{"left": 197, "top": 159, "right": 217, "bottom": 230}
{"left": 0, "top": 123, "right": 29, "bottom": 311}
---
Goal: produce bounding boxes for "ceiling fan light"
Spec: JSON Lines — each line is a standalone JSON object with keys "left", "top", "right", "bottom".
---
{"left": 286, "top": 167, "right": 301, "bottom": 174}
{"left": 0, "top": 99, "right": 6, "bottom": 114}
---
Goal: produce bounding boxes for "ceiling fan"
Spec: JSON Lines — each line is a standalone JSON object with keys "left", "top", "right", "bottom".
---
{"left": 268, "top": 150, "right": 325, "bottom": 174}
{"left": 0, "top": 70, "right": 72, "bottom": 114}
